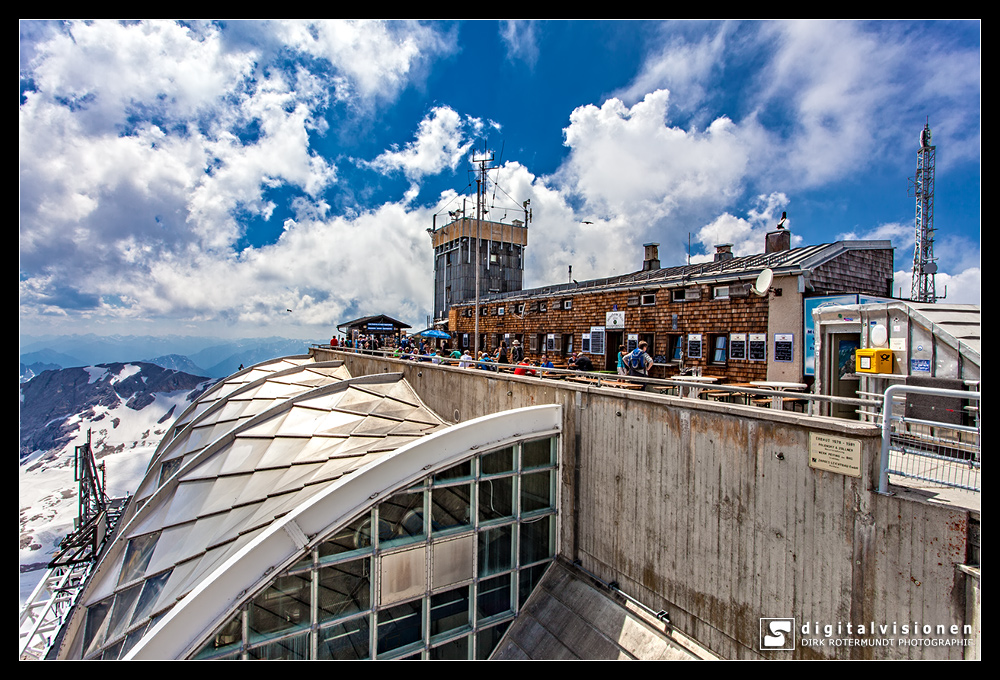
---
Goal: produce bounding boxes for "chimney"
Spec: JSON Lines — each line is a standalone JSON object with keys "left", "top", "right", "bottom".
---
{"left": 765, "top": 229, "right": 791, "bottom": 253}
{"left": 714, "top": 243, "right": 734, "bottom": 262}
{"left": 642, "top": 243, "right": 660, "bottom": 271}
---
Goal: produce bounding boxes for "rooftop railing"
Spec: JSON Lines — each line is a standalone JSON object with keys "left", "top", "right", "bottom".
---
{"left": 319, "top": 346, "right": 982, "bottom": 494}
{"left": 877, "top": 384, "right": 981, "bottom": 494}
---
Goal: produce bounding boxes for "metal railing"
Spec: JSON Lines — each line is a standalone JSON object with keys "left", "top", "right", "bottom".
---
{"left": 877, "top": 384, "right": 981, "bottom": 494}
{"left": 19, "top": 561, "right": 92, "bottom": 660}
{"left": 315, "top": 345, "right": 882, "bottom": 415}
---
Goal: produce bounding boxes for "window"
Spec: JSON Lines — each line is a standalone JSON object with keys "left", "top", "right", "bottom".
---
{"left": 538, "top": 302, "right": 547, "bottom": 313}
{"left": 193, "top": 438, "right": 559, "bottom": 661}
{"left": 589, "top": 327, "right": 605, "bottom": 356}
{"left": 668, "top": 336, "right": 683, "bottom": 362}
{"left": 641, "top": 293, "right": 656, "bottom": 306}
{"left": 671, "top": 289, "right": 686, "bottom": 302}
{"left": 713, "top": 286, "right": 729, "bottom": 300}
{"left": 561, "top": 299, "right": 572, "bottom": 310}
{"left": 710, "top": 335, "right": 728, "bottom": 365}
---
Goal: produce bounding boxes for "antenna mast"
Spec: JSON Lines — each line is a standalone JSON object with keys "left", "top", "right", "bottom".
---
{"left": 472, "top": 146, "right": 495, "bottom": 359}
{"left": 909, "top": 121, "right": 939, "bottom": 302}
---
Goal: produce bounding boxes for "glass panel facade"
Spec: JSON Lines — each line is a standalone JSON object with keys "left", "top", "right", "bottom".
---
{"left": 193, "top": 436, "right": 558, "bottom": 660}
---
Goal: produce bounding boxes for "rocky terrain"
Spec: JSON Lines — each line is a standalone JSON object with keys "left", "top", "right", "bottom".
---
{"left": 18, "top": 363, "right": 215, "bottom": 603}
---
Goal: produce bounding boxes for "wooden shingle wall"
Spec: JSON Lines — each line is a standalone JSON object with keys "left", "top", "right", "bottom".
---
{"left": 809, "top": 249, "right": 893, "bottom": 296}
{"left": 449, "top": 284, "right": 769, "bottom": 383}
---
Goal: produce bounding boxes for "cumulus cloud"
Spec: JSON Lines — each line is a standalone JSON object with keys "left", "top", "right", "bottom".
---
{"left": 19, "top": 20, "right": 449, "bottom": 336}
{"left": 366, "top": 106, "right": 473, "bottom": 182}
{"left": 693, "top": 192, "right": 798, "bottom": 260}
{"left": 560, "top": 90, "right": 750, "bottom": 220}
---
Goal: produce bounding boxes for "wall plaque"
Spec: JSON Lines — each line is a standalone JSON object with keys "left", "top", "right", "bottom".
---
{"left": 808, "top": 433, "right": 862, "bottom": 477}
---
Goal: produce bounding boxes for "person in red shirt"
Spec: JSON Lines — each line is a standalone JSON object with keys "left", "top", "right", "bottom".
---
{"left": 514, "top": 360, "right": 537, "bottom": 376}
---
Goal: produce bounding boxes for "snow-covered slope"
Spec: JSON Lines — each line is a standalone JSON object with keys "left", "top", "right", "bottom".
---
{"left": 18, "top": 363, "right": 214, "bottom": 605}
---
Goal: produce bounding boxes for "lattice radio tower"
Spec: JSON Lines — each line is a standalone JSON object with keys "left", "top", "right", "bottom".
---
{"left": 908, "top": 121, "right": 940, "bottom": 302}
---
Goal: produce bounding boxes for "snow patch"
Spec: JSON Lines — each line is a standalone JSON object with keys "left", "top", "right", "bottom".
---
{"left": 18, "top": 387, "right": 196, "bottom": 605}
{"left": 111, "top": 364, "right": 142, "bottom": 384}
{"left": 85, "top": 366, "right": 108, "bottom": 384}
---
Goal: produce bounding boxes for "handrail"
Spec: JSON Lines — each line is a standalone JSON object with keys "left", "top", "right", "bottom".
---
{"left": 878, "top": 384, "right": 981, "bottom": 494}
{"left": 313, "top": 344, "right": 883, "bottom": 415}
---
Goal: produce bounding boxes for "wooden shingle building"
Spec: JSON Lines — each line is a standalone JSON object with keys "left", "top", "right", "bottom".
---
{"left": 447, "top": 231, "right": 894, "bottom": 384}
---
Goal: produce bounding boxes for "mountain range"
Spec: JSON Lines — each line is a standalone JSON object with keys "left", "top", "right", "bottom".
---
{"left": 18, "top": 361, "right": 214, "bottom": 604}
{"left": 19, "top": 334, "right": 318, "bottom": 380}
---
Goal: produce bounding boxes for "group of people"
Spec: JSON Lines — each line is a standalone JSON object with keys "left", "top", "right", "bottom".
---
{"left": 330, "top": 331, "right": 655, "bottom": 379}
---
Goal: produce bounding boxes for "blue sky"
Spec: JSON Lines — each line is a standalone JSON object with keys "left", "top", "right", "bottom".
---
{"left": 19, "top": 20, "right": 981, "bottom": 340}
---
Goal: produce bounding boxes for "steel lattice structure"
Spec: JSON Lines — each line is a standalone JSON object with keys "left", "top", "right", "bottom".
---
{"left": 909, "top": 122, "right": 938, "bottom": 302}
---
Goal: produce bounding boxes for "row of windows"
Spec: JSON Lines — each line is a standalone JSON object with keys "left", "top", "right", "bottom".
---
{"left": 456, "top": 282, "right": 754, "bottom": 319}
{"left": 192, "top": 438, "right": 558, "bottom": 660}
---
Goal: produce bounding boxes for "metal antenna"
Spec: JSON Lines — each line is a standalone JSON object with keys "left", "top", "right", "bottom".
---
{"left": 908, "top": 120, "right": 943, "bottom": 302}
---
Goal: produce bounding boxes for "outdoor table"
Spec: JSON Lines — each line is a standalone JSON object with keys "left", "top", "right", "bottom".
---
{"left": 670, "top": 375, "right": 718, "bottom": 399}
{"left": 750, "top": 381, "right": 807, "bottom": 409}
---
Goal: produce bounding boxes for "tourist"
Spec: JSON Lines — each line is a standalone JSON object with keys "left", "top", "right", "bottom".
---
{"left": 625, "top": 341, "right": 653, "bottom": 377}
{"left": 511, "top": 339, "right": 524, "bottom": 363}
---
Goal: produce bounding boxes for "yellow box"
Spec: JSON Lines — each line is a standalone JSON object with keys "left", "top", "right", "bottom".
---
{"left": 856, "top": 348, "right": 894, "bottom": 374}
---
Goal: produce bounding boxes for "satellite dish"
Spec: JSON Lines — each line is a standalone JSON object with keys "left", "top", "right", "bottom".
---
{"left": 751, "top": 269, "right": 773, "bottom": 296}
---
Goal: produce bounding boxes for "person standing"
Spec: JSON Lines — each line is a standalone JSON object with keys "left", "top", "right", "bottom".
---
{"left": 617, "top": 345, "right": 627, "bottom": 376}
{"left": 625, "top": 341, "right": 653, "bottom": 377}
{"left": 511, "top": 339, "right": 524, "bottom": 364}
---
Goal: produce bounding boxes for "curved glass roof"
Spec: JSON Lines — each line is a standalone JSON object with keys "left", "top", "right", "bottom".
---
{"left": 57, "top": 356, "right": 563, "bottom": 660}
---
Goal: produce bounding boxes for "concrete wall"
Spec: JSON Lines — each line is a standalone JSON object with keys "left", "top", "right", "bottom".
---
{"left": 315, "top": 349, "right": 975, "bottom": 659}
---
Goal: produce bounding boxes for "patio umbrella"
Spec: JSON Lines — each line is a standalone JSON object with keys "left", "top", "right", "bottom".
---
{"left": 417, "top": 329, "right": 451, "bottom": 339}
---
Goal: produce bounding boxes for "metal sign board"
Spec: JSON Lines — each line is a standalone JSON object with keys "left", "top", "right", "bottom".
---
{"left": 808, "top": 433, "right": 862, "bottom": 477}
{"left": 606, "top": 311, "right": 625, "bottom": 328}
{"left": 774, "top": 333, "right": 794, "bottom": 363}
{"left": 729, "top": 333, "right": 747, "bottom": 360}
{"left": 687, "top": 333, "right": 702, "bottom": 359}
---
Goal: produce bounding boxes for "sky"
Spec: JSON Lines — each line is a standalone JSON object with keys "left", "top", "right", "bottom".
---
{"left": 19, "top": 20, "right": 981, "bottom": 341}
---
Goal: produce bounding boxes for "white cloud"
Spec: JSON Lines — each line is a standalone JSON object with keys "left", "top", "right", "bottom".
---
{"left": 560, "top": 90, "right": 751, "bottom": 223}
{"left": 270, "top": 20, "right": 450, "bottom": 103}
{"left": 754, "top": 21, "right": 981, "bottom": 187}
{"left": 615, "top": 24, "right": 731, "bottom": 111}
{"left": 500, "top": 20, "right": 539, "bottom": 68}
{"left": 367, "top": 106, "right": 473, "bottom": 182}
{"left": 19, "top": 20, "right": 452, "bottom": 336}
{"left": 694, "top": 192, "right": 797, "bottom": 259}
{"left": 892, "top": 267, "right": 980, "bottom": 305}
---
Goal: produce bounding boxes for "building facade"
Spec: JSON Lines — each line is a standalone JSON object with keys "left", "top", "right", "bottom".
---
{"left": 430, "top": 217, "right": 528, "bottom": 322}
{"left": 447, "top": 235, "right": 894, "bottom": 384}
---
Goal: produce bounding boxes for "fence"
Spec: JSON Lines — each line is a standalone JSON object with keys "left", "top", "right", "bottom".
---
{"left": 878, "top": 384, "right": 981, "bottom": 494}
